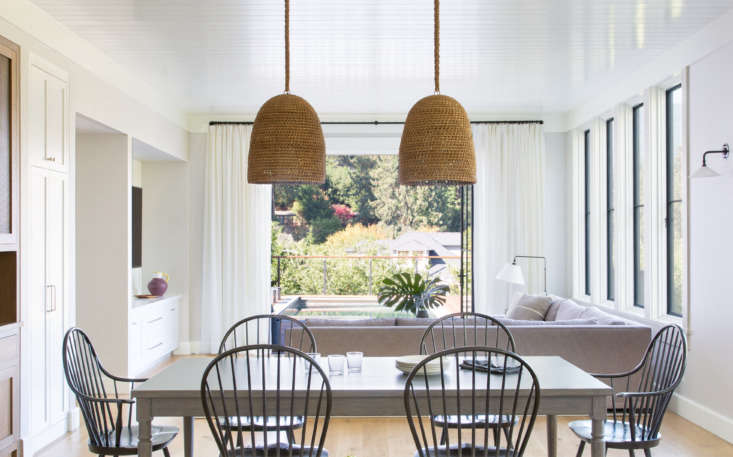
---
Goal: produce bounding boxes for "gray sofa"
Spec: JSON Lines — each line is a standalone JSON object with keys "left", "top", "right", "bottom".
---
{"left": 296, "top": 297, "right": 652, "bottom": 375}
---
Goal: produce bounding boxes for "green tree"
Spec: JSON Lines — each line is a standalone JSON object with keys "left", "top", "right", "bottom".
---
{"left": 309, "top": 216, "right": 343, "bottom": 244}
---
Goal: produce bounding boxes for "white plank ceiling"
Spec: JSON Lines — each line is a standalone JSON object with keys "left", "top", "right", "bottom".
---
{"left": 29, "top": 0, "right": 733, "bottom": 115}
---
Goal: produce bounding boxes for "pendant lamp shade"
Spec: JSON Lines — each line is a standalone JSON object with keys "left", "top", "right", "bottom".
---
{"left": 398, "top": 0, "right": 476, "bottom": 185}
{"left": 399, "top": 94, "right": 476, "bottom": 185}
{"left": 247, "top": 0, "right": 325, "bottom": 184}
{"left": 248, "top": 93, "right": 325, "bottom": 184}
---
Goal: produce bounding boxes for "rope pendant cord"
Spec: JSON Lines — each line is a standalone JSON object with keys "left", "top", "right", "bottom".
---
{"left": 285, "top": 0, "right": 290, "bottom": 93}
{"left": 434, "top": 0, "right": 439, "bottom": 94}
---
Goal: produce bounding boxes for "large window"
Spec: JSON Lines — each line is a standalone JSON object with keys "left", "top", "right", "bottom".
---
{"left": 666, "top": 85, "right": 683, "bottom": 316}
{"left": 574, "top": 82, "right": 687, "bottom": 321}
{"left": 606, "top": 118, "right": 615, "bottom": 302}
{"left": 584, "top": 129, "right": 591, "bottom": 296}
{"left": 632, "top": 104, "right": 645, "bottom": 308}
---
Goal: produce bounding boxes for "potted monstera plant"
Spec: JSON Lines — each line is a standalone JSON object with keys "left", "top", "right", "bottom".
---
{"left": 377, "top": 272, "right": 449, "bottom": 318}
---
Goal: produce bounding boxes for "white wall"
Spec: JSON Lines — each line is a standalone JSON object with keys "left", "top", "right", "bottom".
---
{"left": 75, "top": 133, "right": 130, "bottom": 376}
{"left": 140, "top": 161, "right": 191, "bottom": 348}
{"left": 185, "top": 133, "right": 207, "bottom": 350}
{"left": 544, "top": 132, "right": 571, "bottom": 297}
{"left": 670, "top": 40, "right": 733, "bottom": 443}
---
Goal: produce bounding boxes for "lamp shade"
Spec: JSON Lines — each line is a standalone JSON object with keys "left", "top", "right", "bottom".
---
{"left": 496, "top": 262, "right": 525, "bottom": 286}
{"left": 691, "top": 165, "right": 720, "bottom": 179}
{"left": 399, "top": 94, "right": 476, "bottom": 185}
{"left": 248, "top": 93, "right": 326, "bottom": 184}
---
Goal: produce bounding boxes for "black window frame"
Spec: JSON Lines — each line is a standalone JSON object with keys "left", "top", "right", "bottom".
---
{"left": 632, "top": 104, "right": 645, "bottom": 309}
{"left": 584, "top": 129, "right": 591, "bottom": 296}
{"left": 665, "top": 84, "right": 683, "bottom": 317}
{"left": 606, "top": 118, "right": 615, "bottom": 302}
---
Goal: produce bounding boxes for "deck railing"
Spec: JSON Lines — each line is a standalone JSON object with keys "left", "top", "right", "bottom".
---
{"left": 272, "top": 254, "right": 464, "bottom": 296}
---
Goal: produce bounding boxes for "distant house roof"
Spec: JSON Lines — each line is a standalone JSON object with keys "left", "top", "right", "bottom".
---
{"left": 385, "top": 231, "right": 461, "bottom": 258}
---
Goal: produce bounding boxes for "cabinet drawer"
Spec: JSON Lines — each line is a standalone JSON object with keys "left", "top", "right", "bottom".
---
{"left": 142, "top": 314, "right": 166, "bottom": 352}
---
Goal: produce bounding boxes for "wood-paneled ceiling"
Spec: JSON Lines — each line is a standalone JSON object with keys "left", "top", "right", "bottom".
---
{"left": 30, "top": 0, "right": 733, "bottom": 114}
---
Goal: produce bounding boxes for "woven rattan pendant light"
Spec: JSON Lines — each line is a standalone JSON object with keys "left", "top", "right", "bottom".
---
{"left": 248, "top": 0, "right": 325, "bottom": 184}
{"left": 399, "top": 0, "right": 476, "bottom": 185}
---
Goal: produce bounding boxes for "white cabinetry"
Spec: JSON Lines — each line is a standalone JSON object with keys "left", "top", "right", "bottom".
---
{"left": 128, "top": 295, "right": 180, "bottom": 376}
{"left": 22, "top": 55, "right": 74, "bottom": 454}
{"left": 28, "top": 57, "right": 69, "bottom": 172}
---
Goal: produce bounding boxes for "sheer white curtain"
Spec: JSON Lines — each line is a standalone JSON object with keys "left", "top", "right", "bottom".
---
{"left": 199, "top": 124, "right": 272, "bottom": 353}
{"left": 473, "top": 123, "right": 545, "bottom": 315}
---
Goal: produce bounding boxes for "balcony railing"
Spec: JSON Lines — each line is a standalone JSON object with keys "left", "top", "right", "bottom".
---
{"left": 272, "top": 254, "right": 465, "bottom": 296}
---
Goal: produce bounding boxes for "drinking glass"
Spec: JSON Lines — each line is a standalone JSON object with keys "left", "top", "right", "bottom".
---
{"left": 328, "top": 354, "right": 345, "bottom": 376}
{"left": 304, "top": 352, "right": 321, "bottom": 374}
{"left": 346, "top": 351, "right": 363, "bottom": 373}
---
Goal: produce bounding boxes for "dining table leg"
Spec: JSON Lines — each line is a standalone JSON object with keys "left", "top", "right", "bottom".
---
{"left": 590, "top": 396, "right": 606, "bottom": 457}
{"left": 184, "top": 416, "right": 194, "bottom": 457}
{"left": 137, "top": 398, "right": 153, "bottom": 457}
{"left": 546, "top": 414, "right": 557, "bottom": 457}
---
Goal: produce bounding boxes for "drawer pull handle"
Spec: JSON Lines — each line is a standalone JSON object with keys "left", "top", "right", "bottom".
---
{"left": 148, "top": 317, "right": 164, "bottom": 324}
{"left": 147, "top": 342, "right": 163, "bottom": 350}
{"left": 45, "top": 156, "right": 56, "bottom": 162}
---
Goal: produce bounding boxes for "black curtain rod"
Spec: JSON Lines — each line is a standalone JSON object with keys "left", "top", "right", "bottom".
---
{"left": 209, "top": 120, "right": 543, "bottom": 126}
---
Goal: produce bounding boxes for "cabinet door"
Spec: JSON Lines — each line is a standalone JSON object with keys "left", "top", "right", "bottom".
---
{"left": 0, "top": 333, "right": 19, "bottom": 455}
{"left": 44, "top": 173, "right": 67, "bottom": 423}
{"left": 0, "top": 36, "right": 19, "bottom": 248}
{"left": 27, "top": 170, "right": 68, "bottom": 434}
{"left": 28, "top": 58, "right": 69, "bottom": 172}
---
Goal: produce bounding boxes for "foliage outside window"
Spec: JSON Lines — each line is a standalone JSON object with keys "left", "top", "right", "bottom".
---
{"left": 606, "top": 118, "right": 615, "bottom": 302}
{"left": 272, "top": 155, "right": 463, "bottom": 299}
{"left": 666, "top": 86, "right": 684, "bottom": 317}
{"left": 632, "top": 104, "right": 646, "bottom": 309}
{"left": 584, "top": 129, "right": 591, "bottom": 296}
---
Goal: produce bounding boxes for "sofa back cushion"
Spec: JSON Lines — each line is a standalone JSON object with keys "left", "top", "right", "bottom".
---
{"left": 552, "top": 299, "right": 588, "bottom": 321}
{"left": 507, "top": 294, "right": 553, "bottom": 320}
{"left": 395, "top": 318, "right": 436, "bottom": 326}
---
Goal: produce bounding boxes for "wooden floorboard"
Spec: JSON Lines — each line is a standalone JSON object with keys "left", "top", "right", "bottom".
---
{"left": 36, "top": 410, "right": 733, "bottom": 457}
{"left": 37, "top": 355, "right": 733, "bottom": 457}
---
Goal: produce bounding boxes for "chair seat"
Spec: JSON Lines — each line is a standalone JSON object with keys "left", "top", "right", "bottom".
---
{"left": 569, "top": 420, "right": 661, "bottom": 448}
{"left": 414, "top": 443, "right": 516, "bottom": 457}
{"left": 88, "top": 424, "right": 178, "bottom": 455}
{"left": 222, "top": 443, "right": 328, "bottom": 457}
{"left": 433, "top": 414, "right": 517, "bottom": 429}
{"left": 219, "top": 415, "right": 305, "bottom": 431}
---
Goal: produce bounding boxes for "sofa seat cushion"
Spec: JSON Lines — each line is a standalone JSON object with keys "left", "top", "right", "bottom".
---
{"left": 507, "top": 294, "right": 553, "bottom": 320}
{"left": 302, "top": 318, "right": 396, "bottom": 327}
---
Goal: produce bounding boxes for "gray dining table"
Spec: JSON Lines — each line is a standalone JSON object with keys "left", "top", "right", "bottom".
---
{"left": 133, "top": 356, "right": 611, "bottom": 457}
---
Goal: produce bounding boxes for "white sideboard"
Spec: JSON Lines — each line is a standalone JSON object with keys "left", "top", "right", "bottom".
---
{"left": 129, "top": 295, "right": 180, "bottom": 376}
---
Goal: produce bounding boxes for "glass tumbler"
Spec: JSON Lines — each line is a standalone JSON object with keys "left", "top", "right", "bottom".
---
{"left": 328, "top": 354, "right": 345, "bottom": 376}
{"left": 304, "top": 352, "right": 321, "bottom": 374}
{"left": 346, "top": 351, "right": 364, "bottom": 373}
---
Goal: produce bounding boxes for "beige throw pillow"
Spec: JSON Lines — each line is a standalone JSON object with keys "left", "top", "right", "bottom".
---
{"left": 506, "top": 294, "right": 553, "bottom": 321}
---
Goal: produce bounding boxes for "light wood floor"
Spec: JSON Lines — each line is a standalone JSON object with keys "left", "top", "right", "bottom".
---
{"left": 37, "top": 355, "right": 733, "bottom": 457}
{"left": 36, "top": 413, "right": 733, "bottom": 457}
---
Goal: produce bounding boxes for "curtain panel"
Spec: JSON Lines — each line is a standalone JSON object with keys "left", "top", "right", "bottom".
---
{"left": 473, "top": 123, "right": 546, "bottom": 315}
{"left": 199, "top": 124, "right": 272, "bottom": 353}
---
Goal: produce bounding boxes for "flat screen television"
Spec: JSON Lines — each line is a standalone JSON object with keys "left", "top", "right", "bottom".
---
{"left": 132, "top": 186, "right": 142, "bottom": 268}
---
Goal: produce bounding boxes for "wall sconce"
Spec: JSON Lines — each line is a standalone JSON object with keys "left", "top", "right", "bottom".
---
{"left": 692, "top": 143, "right": 729, "bottom": 178}
{"left": 496, "top": 255, "right": 548, "bottom": 295}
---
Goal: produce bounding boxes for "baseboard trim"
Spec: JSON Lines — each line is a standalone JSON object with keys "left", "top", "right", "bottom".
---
{"left": 174, "top": 341, "right": 192, "bottom": 355}
{"left": 21, "top": 409, "right": 77, "bottom": 456}
{"left": 670, "top": 392, "right": 733, "bottom": 444}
